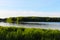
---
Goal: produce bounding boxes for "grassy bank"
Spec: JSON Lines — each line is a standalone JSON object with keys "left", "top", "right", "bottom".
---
{"left": 0, "top": 26, "right": 60, "bottom": 40}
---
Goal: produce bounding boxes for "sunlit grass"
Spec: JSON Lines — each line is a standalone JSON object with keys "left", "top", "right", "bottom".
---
{"left": 0, "top": 26, "right": 59, "bottom": 40}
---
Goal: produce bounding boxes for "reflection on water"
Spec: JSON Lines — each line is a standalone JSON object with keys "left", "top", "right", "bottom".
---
{"left": 0, "top": 22, "right": 60, "bottom": 30}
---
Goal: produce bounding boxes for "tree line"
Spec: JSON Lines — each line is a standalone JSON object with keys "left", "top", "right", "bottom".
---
{"left": 0, "top": 17, "right": 60, "bottom": 23}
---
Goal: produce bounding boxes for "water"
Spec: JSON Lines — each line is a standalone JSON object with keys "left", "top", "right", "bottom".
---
{"left": 0, "top": 22, "right": 60, "bottom": 30}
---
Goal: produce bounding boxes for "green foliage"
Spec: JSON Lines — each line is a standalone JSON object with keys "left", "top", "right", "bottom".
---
{"left": 8, "top": 17, "right": 60, "bottom": 23}
{"left": 6, "top": 17, "right": 12, "bottom": 23}
{"left": 6, "top": 17, "right": 60, "bottom": 24}
{"left": 0, "top": 27, "right": 59, "bottom": 40}
{"left": 16, "top": 17, "right": 19, "bottom": 24}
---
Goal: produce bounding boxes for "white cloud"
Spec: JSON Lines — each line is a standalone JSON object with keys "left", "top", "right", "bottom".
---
{"left": 0, "top": 10, "right": 60, "bottom": 18}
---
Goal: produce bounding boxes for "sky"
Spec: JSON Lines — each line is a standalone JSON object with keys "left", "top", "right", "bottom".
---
{"left": 0, "top": 0, "right": 60, "bottom": 18}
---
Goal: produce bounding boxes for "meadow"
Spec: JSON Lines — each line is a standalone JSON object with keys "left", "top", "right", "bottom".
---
{"left": 0, "top": 26, "right": 60, "bottom": 40}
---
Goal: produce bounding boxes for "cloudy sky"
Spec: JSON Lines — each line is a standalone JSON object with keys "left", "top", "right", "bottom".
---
{"left": 0, "top": 0, "right": 60, "bottom": 18}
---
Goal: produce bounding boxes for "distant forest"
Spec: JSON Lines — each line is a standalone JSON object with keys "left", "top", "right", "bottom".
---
{"left": 0, "top": 17, "right": 60, "bottom": 23}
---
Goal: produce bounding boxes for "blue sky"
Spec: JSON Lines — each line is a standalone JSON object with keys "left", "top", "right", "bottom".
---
{"left": 0, "top": 0, "right": 60, "bottom": 18}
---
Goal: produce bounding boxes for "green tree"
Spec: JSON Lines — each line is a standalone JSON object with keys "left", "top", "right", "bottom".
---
{"left": 6, "top": 17, "right": 12, "bottom": 23}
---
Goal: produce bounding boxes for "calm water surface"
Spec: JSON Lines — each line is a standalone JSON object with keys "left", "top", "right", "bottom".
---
{"left": 0, "top": 22, "right": 60, "bottom": 30}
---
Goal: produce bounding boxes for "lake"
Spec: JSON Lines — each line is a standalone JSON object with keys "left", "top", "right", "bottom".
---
{"left": 0, "top": 22, "right": 60, "bottom": 30}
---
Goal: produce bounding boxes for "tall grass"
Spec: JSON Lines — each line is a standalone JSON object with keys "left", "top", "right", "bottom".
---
{"left": 0, "top": 26, "right": 60, "bottom": 40}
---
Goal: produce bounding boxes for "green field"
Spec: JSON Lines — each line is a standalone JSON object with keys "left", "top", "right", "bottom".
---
{"left": 0, "top": 26, "right": 59, "bottom": 40}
